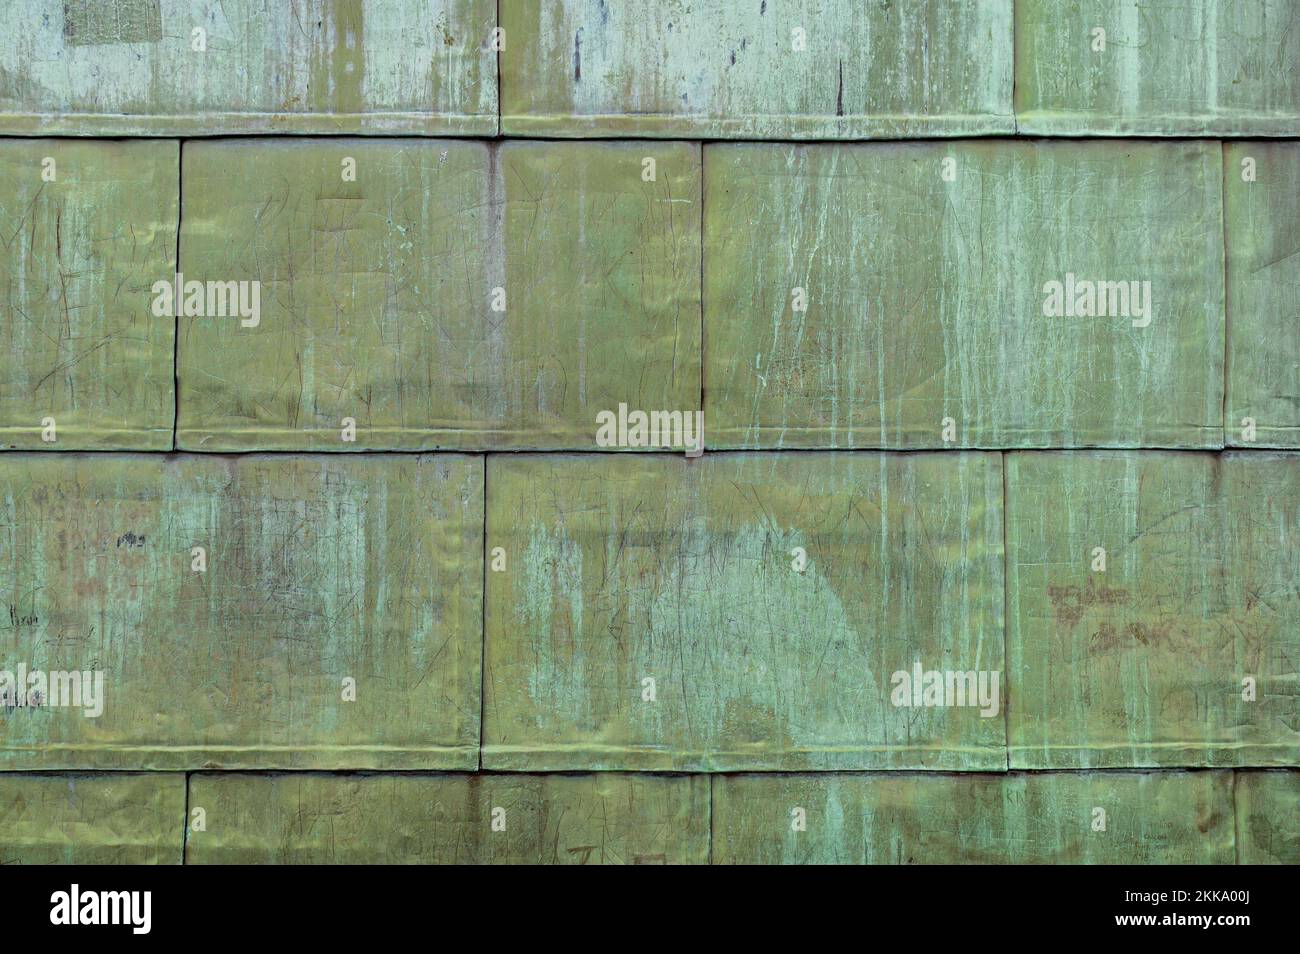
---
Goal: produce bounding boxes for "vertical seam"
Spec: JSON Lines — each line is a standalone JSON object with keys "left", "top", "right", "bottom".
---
{"left": 699, "top": 142, "right": 706, "bottom": 439}
{"left": 181, "top": 770, "right": 191, "bottom": 864}
{"left": 1220, "top": 141, "right": 1231, "bottom": 447}
{"left": 1001, "top": 451, "right": 1013, "bottom": 772}
{"left": 478, "top": 454, "right": 489, "bottom": 769}
{"left": 171, "top": 138, "right": 184, "bottom": 451}
{"left": 495, "top": 0, "right": 502, "bottom": 137}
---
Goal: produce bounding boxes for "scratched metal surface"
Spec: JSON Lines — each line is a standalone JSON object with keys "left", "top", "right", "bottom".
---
{"left": 501, "top": 0, "right": 1015, "bottom": 138}
{"left": 1006, "top": 451, "right": 1300, "bottom": 769}
{"left": 0, "top": 453, "right": 483, "bottom": 769}
{"left": 0, "top": 773, "right": 184, "bottom": 864}
{"left": 0, "top": 0, "right": 498, "bottom": 135}
{"left": 186, "top": 772, "right": 710, "bottom": 864}
{"left": 0, "top": 139, "right": 177, "bottom": 450}
{"left": 704, "top": 139, "right": 1225, "bottom": 449}
{"left": 0, "top": 0, "right": 1294, "bottom": 866}
{"left": 482, "top": 451, "right": 1006, "bottom": 772}
{"left": 1235, "top": 769, "right": 1300, "bottom": 863}
{"left": 711, "top": 771, "right": 1235, "bottom": 864}
{"left": 1016, "top": 0, "right": 1300, "bottom": 136}
{"left": 176, "top": 138, "right": 700, "bottom": 451}
{"left": 1225, "top": 142, "right": 1300, "bottom": 448}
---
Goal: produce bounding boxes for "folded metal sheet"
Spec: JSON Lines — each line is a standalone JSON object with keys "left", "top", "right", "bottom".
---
{"left": 704, "top": 140, "right": 1225, "bottom": 449}
{"left": 1235, "top": 770, "right": 1300, "bottom": 864}
{"left": 0, "top": 139, "right": 177, "bottom": 450}
{"left": 176, "top": 139, "right": 701, "bottom": 451}
{"left": 1225, "top": 142, "right": 1300, "bottom": 448}
{"left": 1016, "top": 0, "right": 1300, "bottom": 136}
{"left": 1007, "top": 451, "right": 1300, "bottom": 768}
{"left": 501, "top": 0, "right": 1015, "bottom": 139}
{"left": 0, "top": 453, "right": 483, "bottom": 769}
{"left": 0, "top": 0, "right": 498, "bottom": 136}
{"left": 0, "top": 773, "right": 184, "bottom": 864}
{"left": 483, "top": 451, "right": 1006, "bottom": 771}
{"left": 712, "top": 771, "right": 1236, "bottom": 864}
{"left": 186, "top": 772, "right": 710, "bottom": 864}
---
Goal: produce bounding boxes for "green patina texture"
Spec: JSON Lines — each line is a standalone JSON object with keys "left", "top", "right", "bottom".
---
{"left": 0, "top": 773, "right": 183, "bottom": 864}
{"left": 63, "top": 0, "right": 163, "bottom": 46}
{"left": 0, "top": 140, "right": 176, "bottom": 450}
{"left": 0, "top": 0, "right": 497, "bottom": 135}
{"left": 176, "top": 139, "right": 700, "bottom": 451}
{"left": 483, "top": 452, "right": 1005, "bottom": 772}
{"left": 1235, "top": 770, "right": 1300, "bottom": 863}
{"left": 502, "top": 0, "right": 1015, "bottom": 138}
{"left": 712, "top": 771, "right": 1235, "bottom": 864}
{"left": 0, "top": 453, "right": 482, "bottom": 769}
{"left": 1225, "top": 142, "right": 1300, "bottom": 448}
{"left": 1016, "top": 0, "right": 1300, "bottom": 136}
{"left": 705, "top": 140, "right": 1224, "bottom": 449}
{"left": 186, "top": 772, "right": 710, "bottom": 864}
{"left": 1007, "top": 451, "right": 1300, "bottom": 769}
{"left": 0, "top": 1, "right": 1293, "bottom": 866}
{"left": 5, "top": 0, "right": 1296, "bottom": 139}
